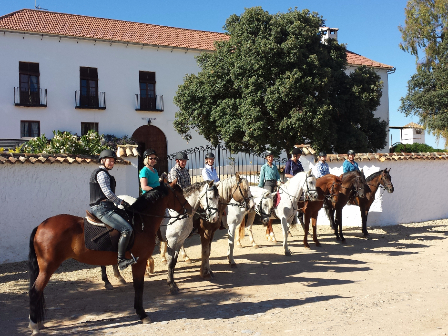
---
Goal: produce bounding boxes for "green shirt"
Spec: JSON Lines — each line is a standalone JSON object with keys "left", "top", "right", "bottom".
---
{"left": 258, "top": 163, "right": 281, "bottom": 187}
{"left": 139, "top": 166, "right": 160, "bottom": 193}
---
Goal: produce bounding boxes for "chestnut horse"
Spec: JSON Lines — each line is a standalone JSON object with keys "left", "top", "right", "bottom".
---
{"left": 324, "top": 170, "right": 366, "bottom": 242}
{"left": 28, "top": 182, "right": 192, "bottom": 334}
{"left": 349, "top": 168, "right": 394, "bottom": 238}
{"left": 298, "top": 174, "right": 343, "bottom": 248}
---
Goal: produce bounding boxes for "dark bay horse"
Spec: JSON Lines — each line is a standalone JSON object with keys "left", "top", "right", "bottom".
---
{"left": 28, "top": 182, "right": 192, "bottom": 333}
{"left": 324, "top": 170, "right": 366, "bottom": 242}
{"left": 298, "top": 174, "right": 343, "bottom": 248}
{"left": 349, "top": 168, "right": 394, "bottom": 238}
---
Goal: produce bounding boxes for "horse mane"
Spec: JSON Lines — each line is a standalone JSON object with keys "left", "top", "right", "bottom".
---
{"left": 184, "top": 181, "right": 219, "bottom": 198}
{"left": 366, "top": 170, "right": 383, "bottom": 182}
{"left": 218, "top": 175, "right": 249, "bottom": 202}
{"left": 131, "top": 184, "right": 169, "bottom": 211}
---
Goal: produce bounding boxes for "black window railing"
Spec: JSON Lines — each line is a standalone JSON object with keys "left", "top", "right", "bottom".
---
{"left": 135, "top": 94, "right": 164, "bottom": 111}
{"left": 75, "top": 91, "right": 106, "bottom": 110}
{"left": 14, "top": 87, "right": 47, "bottom": 107}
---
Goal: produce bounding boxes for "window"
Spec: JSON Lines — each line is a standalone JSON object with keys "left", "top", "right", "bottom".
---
{"left": 139, "top": 71, "right": 156, "bottom": 110}
{"left": 19, "top": 62, "right": 40, "bottom": 106}
{"left": 81, "top": 122, "right": 99, "bottom": 136}
{"left": 80, "top": 67, "right": 98, "bottom": 108}
{"left": 21, "top": 121, "right": 40, "bottom": 138}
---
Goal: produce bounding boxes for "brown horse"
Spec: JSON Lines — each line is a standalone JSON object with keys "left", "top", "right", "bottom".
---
{"left": 28, "top": 182, "right": 192, "bottom": 334}
{"left": 298, "top": 174, "right": 343, "bottom": 248}
{"left": 349, "top": 168, "right": 394, "bottom": 238}
{"left": 324, "top": 170, "right": 367, "bottom": 242}
{"left": 193, "top": 173, "right": 250, "bottom": 279}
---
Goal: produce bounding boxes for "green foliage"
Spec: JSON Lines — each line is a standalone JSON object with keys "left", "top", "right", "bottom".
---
{"left": 8, "top": 144, "right": 24, "bottom": 153}
{"left": 174, "top": 7, "right": 386, "bottom": 155}
{"left": 390, "top": 142, "right": 446, "bottom": 153}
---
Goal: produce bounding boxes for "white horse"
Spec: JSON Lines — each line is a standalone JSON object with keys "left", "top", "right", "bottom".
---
{"left": 159, "top": 180, "right": 220, "bottom": 294}
{"left": 270, "top": 170, "right": 318, "bottom": 255}
{"left": 225, "top": 186, "right": 274, "bottom": 266}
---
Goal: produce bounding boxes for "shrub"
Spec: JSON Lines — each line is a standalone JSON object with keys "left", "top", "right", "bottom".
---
{"left": 390, "top": 143, "right": 446, "bottom": 153}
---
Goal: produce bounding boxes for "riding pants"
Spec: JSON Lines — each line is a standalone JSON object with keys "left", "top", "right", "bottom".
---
{"left": 263, "top": 180, "right": 277, "bottom": 193}
{"left": 90, "top": 201, "right": 133, "bottom": 234}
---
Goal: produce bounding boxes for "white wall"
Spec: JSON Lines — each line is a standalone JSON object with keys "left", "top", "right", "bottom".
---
{"left": 401, "top": 128, "right": 425, "bottom": 144}
{"left": 0, "top": 157, "right": 138, "bottom": 264}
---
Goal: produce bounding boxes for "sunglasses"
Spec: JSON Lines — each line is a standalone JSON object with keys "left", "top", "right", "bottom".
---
{"left": 148, "top": 157, "right": 158, "bottom": 160}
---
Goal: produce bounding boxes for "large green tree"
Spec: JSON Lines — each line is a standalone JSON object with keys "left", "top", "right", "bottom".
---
{"left": 174, "top": 7, "right": 386, "bottom": 155}
{"left": 399, "top": 0, "right": 448, "bottom": 143}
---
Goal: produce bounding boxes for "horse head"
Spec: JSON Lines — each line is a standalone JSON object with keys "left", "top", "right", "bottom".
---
{"left": 166, "top": 183, "right": 193, "bottom": 215}
{"left": 353, "top": 170, "right": 367, "bottom": 198}
{"left": 230, "top": 173, "right": 251, "bottom": 206}
{"left": 303, "top": 169, "right": 319, "bottom": 201}
{"left": 257, "top": 191, "right": 275, "bottom": 224}
{"left": 199, "top": 181, "right": 220, "bottom": 223}
{"left": 381, "top": 168, "right": 394, "bottom": 193}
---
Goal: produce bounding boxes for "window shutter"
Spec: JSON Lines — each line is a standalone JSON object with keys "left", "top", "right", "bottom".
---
{"left": 80, "top": 67, "right": 98, "bottom": 79}
{"left": 19, "top": 62, "right": 39, "bottom": 74}
{"left": 139, "top": 71, "right": 155, "bottom": 82}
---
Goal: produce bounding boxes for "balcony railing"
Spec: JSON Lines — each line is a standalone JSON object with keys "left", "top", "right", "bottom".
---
{"left": 135, "top": 95, "right": 164, "bottom": 111}
{"left": 75, "top": 91, "right": 106, "bottom": 110}
{"left": 14, "top": 87, "right": 47, "bottom": 107}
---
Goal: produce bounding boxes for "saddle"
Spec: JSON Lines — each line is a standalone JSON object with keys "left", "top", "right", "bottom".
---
{"left": 84, "top": 210, "right": 135, "bottom": 252}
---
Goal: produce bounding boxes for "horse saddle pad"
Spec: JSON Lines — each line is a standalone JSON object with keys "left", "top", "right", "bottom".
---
{"left": 84, "top": 210, "right": 134, "bottom": 252}
{"left": 274, "top": 190, "right": 281, "bottom": 208}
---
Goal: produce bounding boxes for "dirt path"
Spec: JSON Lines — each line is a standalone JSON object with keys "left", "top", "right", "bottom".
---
{"left": 2, "top": 220, "right": 448, "bottom": 336}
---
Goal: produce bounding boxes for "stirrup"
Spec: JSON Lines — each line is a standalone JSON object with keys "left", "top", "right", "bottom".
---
{"left": 118, "top": 254, "right": 138, "bottom": 270}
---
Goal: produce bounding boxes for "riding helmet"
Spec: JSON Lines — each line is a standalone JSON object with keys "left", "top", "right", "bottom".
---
{"left": 99, "top": 149, "right": 117, "bottom": 161}
{"left": 347, "top": 149, "right": 356, "bottom": 156}
{"left": 319, "top": 151, "right": 327, "bottom": 157}
{"left": 143, "top": 148, "right": 157, "bottom": 158}
{"left": 205, "top": 152, "right": 215, "bottom": 159}
{"left": 175, "top": 151, "right": 189, "bottom": 160}
{"left": 265, "top": 150, "right": 274, "bottom": 158}
{"left": 291, "top": 147, "right": 302, "bottom": 155}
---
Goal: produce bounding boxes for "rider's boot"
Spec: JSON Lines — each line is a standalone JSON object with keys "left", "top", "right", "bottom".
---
{"left": 117, "top": 231, "right": 138, "bottom": 270}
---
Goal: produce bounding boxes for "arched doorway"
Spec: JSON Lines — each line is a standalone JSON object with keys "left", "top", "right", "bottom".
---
{"left": 132, "top": 125, "right": 168, "bottom": 175}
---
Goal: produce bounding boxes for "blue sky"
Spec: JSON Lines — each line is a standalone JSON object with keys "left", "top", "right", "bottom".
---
{"left": 2, "top": 0, "right": 442, "bottom": 148}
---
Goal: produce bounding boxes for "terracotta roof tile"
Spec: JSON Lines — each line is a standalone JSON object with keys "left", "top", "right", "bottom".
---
{"left": 0, "top": 9, "right": 393, "bottom": 69}
{"left": 0, "top": 152, "right": 130, "bottom": 165}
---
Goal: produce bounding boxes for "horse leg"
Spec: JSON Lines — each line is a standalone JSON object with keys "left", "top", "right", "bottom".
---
{"left": 312, "top": 215, "right": 321, "bottom": 247}
{"left": 132, "top": 261, "right": 150, "bottom": 323}
{"left": 303, "top": 212, "right": 310, "bottom": 249}
{"left": 281, "top": 218, "right": 292, "bottom": 256}
{"left": 361, "top": 207, "right": 370, "bottom": 239}
{"left": 199, "top": 229, "right": 214, "bottom": 279}
{"left": 299, "top": 210, "right": 305, "bottom": 231}
{"left": 101, "top": 265, "right": 114, "bottom": 290}
{"left": 160, "top": 241, "right": 167, "bottom": 265}
{"left": 266, "top": 219, "right": 277, "bottom": 243}
{"left": 166, "top": 245, "right": 180, "bottom": 294}
{"left": 145, "top": 257, "right": 155, "bottom": 277}
{"left": 246, "top": 211, "right": 258, "bottom": 248}
{"left": 326, "top": 206, "right": 339, "bottom": 240}
{"left": 335, "top": 208, "right": 345, "bottom": 242}
{"left": 236, "top": 216, "right": 245, "bottom": 247}
{"left": 179, "top": 245, "right": 191, "bottom": 264}
{"left": 112, "top": 264, "right": 127, "bottom": 284}
{"left": 227, "top": 221, "right": 237, "bottom": 267}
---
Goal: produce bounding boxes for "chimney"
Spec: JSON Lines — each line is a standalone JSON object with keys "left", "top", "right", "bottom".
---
{"left": 319, "top": 27, "right": 339, "bottom": 44}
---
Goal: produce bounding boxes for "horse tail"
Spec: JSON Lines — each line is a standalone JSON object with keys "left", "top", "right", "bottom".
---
{"left": 238, "top": 216, "right": 246, "bottom": 242}
{"left": 28, "top": 226, "right": 46, "bottom": 324}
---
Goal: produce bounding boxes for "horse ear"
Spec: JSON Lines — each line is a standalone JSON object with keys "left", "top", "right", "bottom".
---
{"left": 207, "top": 180, "right": 214, "bottom": 187}
{"left": 235, "top": 172, "right": 240, "bottom": 180}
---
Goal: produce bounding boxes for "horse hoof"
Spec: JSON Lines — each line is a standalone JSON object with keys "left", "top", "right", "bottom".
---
{"left": 315, "top": 242, "right": 321, "bottom": 247}
{"left": 141, "top": 317, "right": 152, "bottom": 324}
{"left": 105, "top": 283, "right": 114, "bottom": 290}
{"left": 341, "top": 239, "right": 347, "bottom": 244}
{"left": 284, "top": 250, "right": 292, "bottom": 256}
{"left": 29, "top": 319, "right": 41, "bottom": 334}
{"left": 266, "top": 235, "right": 271, "bottom": 241}
{"left": 169, "top": 287, "right": 179, "bottom": 295}
{"left": 252, "top": 244, "right": 259, "bottom": 249}
{"left": 304, "top": 244, "right": 310, "bottom": 249}
{"left": 118, "top": 278, "right": 126, "bottom": 285}
{"left": 230, "top": 263, "right": 237, "bottom": 268}
{"left": 184, "top": 258, "right": 192, "bottom": 264}
{"left": 161, "top": 259, "right": 167, "bottom": 265}
{"left": 363, "top": 234, "right": 371, "bottom": 240}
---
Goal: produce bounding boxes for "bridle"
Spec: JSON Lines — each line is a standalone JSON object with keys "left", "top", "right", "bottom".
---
{"left": 222, "top": 178, "right": 251, "bottom": 211}
{"left": 255, "top": 192, "right": 272, "bottom": 220}
{"left": 195, "top": 185, "right": 220, "bottom": 222}
{"left": 341, "top": 174, "right": 365, "bottom": 198}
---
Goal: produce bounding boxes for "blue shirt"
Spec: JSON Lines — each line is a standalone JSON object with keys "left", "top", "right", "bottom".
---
{"left": 342, "top": 160, "right": 359, "bottom": 174}
{"left": 258, "top": 163, "right": 281, "bottom": 188}
{"left": 202, "top": 164, "right": 220, "bottom": 182}
{"left": 315, "top": 161, "right": 330, "bottom": 178}
{"left": 284, "top": 159, "right": 304, "bottom": 176}
{"left": 139, "top": 166, "right": 160, "bottom": 193}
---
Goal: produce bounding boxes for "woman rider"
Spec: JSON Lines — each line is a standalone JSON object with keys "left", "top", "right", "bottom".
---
{"left": 202, "top": 152, "right": 220, "bottom": 183}
{"left": 139, "top": 149, "right": 160, "bottom": 194}
{"left": 284, "top": 147, "right": 304, "bottom": 179}
{"left": 343, "top": 149, "right": 359, "bottom": 173}
{"left": 89, "top": 149, "right": 137, "bottom": 270}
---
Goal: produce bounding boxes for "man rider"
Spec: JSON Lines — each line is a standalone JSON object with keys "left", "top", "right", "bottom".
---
{"left": 168, "top": 151, "right": 191, "bottom": 189}
{"left": 89, "top": 149, "right": 137, "bottom": 270}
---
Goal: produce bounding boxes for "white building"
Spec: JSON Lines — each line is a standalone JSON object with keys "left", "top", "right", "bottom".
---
{"left": 0, "top": 9, "right": 395, "bottom": 174}
{"left": 390, "top": 122, "right": 425, "bottom": 145}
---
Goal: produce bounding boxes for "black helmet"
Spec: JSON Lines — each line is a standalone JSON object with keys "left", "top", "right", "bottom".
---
{"left": 319, "top": 151, "right": 327, "bottom": 157}
{"left": 265, "top": 150, "right": 274, "bottom": 157}
{"left": 347, "top": 150, "right": 356, "bottom": 156}
{"left": 143, "top": 148, "right": 157, "bottom": 158}
{"left": 292, "top": 147, "right": 302, "bottom": 155}
{"left": 175, "top": 151, "right": 188, "bottom": 160}
{"left": 99, "top": 149, "right": 116, "bottom": 161}
{"left": 205, "top": 152, "right": 215, "bottom": 159}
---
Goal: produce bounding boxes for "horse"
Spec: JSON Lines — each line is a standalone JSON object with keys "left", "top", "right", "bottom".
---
{"left": 159, "top": 180, "right": 220, "bottom": 294}
{"left": 193, "top": 173, "right": 251, "bottom": 279}
{"left": 100, "top": 181, "right": 220, "bottom": 292}
{"left": 297, "top": 174, "right": 343, "bottom": 248}
{"left": 324, "top": 170, "right": 367, "bottom": 242}
{"left": 226, "top": 186, "right": 275, "bottom": 266}
{"left": 263, "top": 170, "right": 319, "bottom": 255}
{"left": 349, "top": 168, "right": 394, "bottom": 238}
{"left": 28, "top": 182, "right": 192, "bottom": 334}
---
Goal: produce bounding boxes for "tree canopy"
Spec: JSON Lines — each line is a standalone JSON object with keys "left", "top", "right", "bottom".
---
{"left": 174, "top": 7, "right": 387, "bottom": 155}
{"left": 399, "top": 0, "right": 448, "bottom": 144}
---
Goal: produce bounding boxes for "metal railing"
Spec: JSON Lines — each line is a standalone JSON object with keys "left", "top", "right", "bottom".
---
{"left": 161, "top": 145, "right": 288, "bottom": 185}
{"left": 14, "top": 88, "right": 47, "bottom": 107}
{"left": 135, "top": 94, "right": 164, "bottom": 111}
{"left": 75, "top": 91, "right": 106, "bottom": 109}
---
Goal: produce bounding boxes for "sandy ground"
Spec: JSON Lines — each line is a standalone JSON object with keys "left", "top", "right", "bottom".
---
{"left": 1, "top": 219, "right": 448, "bottom": 336}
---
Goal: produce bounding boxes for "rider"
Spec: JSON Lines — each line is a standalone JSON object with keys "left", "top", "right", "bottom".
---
{"left": 343, "top": 149, "right": 359, "bottom": 173}
{"left": 168, "top": 151, "right": 191, "bottom": 189}
{"left": 202, "top": 152, "right": 220, "bottom": 183}
{"left": 258, "top": 151, "right": 281, "bottom": 193}
{"left": 89, "top": 149, "right": 137, "bottom": 270}
{"left": 139, "top": 149, "right": 160, "bottom": 194}
{"left": 284, "top": 147, "right": 304, "bottom": 179}
{"left": 315, "top": 151, "right": 330, "bottom": 178}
